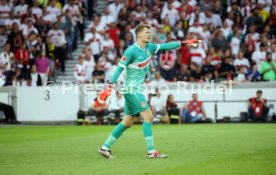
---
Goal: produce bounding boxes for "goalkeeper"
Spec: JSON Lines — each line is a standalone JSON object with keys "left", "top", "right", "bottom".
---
{"left": 98, "top": 24, "right": 201, "bottom": 158}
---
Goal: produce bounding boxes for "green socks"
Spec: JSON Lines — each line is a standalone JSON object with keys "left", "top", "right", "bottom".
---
{"left": 143, "top": 122, "right": 155, "bottom": 152}
{"left": 102, "top": 122, "right": 126, "bottom": 150}
{"left": 102, "top": 121, "right": 155, "bottom": 152}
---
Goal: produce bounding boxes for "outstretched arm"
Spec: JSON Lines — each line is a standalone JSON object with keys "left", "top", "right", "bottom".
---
{"left": 156, "top": 39, "right": 202, "bottom": 53}
{"left": 158, "top": 41, "right": 181, "bottom": 51}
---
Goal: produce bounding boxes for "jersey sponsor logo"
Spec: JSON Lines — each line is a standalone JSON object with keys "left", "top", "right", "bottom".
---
{"left": 141, "top": 101, "right": 146, "bottom": 108}
{"left": 137, "top": 58, "right": 151, "bottom": 68}
{"left": 121, "top": 56, "right": 127, "bottom": 62}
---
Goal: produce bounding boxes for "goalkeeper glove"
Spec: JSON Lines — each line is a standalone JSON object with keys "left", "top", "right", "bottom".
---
{"left": 181, "top": 39, "right": 202, "bottom": 48}
{"left": 97, "top": 85, "right": 113, "bottom": 104}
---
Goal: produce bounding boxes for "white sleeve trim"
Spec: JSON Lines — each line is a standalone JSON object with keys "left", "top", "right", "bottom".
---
{"left": 154, "top": 44, "right": 160, "bottom": 54}
{"left": 118, "top": 63, "right": 126, "bottom": 69}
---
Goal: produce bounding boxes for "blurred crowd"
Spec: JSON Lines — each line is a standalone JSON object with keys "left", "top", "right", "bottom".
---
{"left": 75, "top": 0, "right": 276, "bottom": 84}
{"left": 0, "top": 0, "right": 86, "bottom": 86}
{"left": 1, "top": 0, "right": 276, "bottom": 88}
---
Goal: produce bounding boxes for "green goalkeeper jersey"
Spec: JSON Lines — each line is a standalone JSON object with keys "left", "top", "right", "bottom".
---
{"left": 110, "top": 41, "right": 181, "bottom": 93}
{"left": 118, "top": 43, "right": 157, "bottom": 91}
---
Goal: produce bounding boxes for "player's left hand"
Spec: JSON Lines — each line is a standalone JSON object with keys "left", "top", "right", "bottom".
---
{"left": 181, "top": 39, "right": 202, "bottom": 48}
{"left": 97, "top": 85, "right": 113, "bottom": 104}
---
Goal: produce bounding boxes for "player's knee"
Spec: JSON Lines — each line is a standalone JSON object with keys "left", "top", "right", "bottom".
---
{"left": 122, "top": 119, "right": 133, "bottom": 128}
{"left": 140, "top": 110, "right": 154, "bottom": 123}
{"left": 123, "top": 121, "right": 133, "bottom": 128}
{"left": 144, "top": 115, "right": 154, "bottom": 123}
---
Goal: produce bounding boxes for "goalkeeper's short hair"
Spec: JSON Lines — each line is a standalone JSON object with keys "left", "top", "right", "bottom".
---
{"left": 135, "top": 24, "right": 150, "bottom": 36}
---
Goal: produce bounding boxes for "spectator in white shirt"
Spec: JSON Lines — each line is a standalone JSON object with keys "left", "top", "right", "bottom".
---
{"left": 161, "top": 2, "right": 179, "bottom": 27}
{"left": 188, "top": 18, "right": 203, "bottom": 36}
{"left": 40, "top": 6, "right": 55, "bottom": 24}
{"left": 88, "top": 15, "right": 106, "bottom": 35}
{"left": 190, "top": 44, "right": 207, "bottom": 66}
{"left": 134, "top": 5, "right": 146, "bottom": 21}
{"left": 74, "top": 56, "right": 86, "bottom": 84}
{"left": 108, "top": 0, "right": 124, "bottom": 21}
{"left": 98, "top": 48, "right": 113, "bottom": 81}
{"left": 241, "top": 0, "right": 253, "bottom": 20}
{"left": 230, "top": 31, "right": 242, "bottom": 57}
{"left": 48, "top": 22, "right": 66, "bottom": 47}
{"left": 162, "top": 0, "right": 182, "bottom": 11}
{"left": 14, "top": 0, "right": 28, "bottom": 18}
{"left": 108, "top": 91, "right": 125, "bottom": 124}
{"left": 205, "top": 8, "right": 222, "bottom": 27}
{"left": 236, "top": 67, "right": 247, "bottom": 82}
{"left": 189, "top": 5, "right": 206, "bottom": 26}
{"left": 173, "top": 21, "right": 185, "bottom": 40}
{"left": 48, "top": 22, "right": 67, "bottom": 73}
{"left": 4, "top": 12, "right": 21, "bottom": 31}
{"left": 225, "top": 12, "right": 234, "bottom": 29}
{"left": 46, "top": 0, "right": 61, "bottom": 23}
{"left": 100, "top": 33, "right": 115, "bottom": 51}
{"left": 30, "top": 65, "right": 38, "bottom": 86}
{"left": 200, "top": 24, "right": 211, "bottom": 49}
{"left": 150, "top": 88, "right": 169, "bottom": 124}
{"left": 100, "top": 7, "right": 115, "bottom": 29}
{"left": 0, "top": 43, "right": 14, "bottom": 86}
{"left": 82, "top": 47, "right": 95, "bottom": 82}
{"left": 22, "top": 19, "right": 38, "bottom": 37}
{"left": 234, "top": 51, "right": 250, "bottom": 72}
{"left": 62, "top": 0, "right": 80, "bottom": 25}
{"left": 252, "top": 43, "right": 267, "bottom": 69}
{"left": 0, "top": 0, "right": 11, "bottom": 25}
{"left": 245, "top": 25, "right": 260, "bottom": 49}
{"left": 270, "top": 43, "right": 276, "bottom": 62}
{"left": 19, "top": 17, "right": 28, "bottom": 31}
{"left": 221, "top": 21, "right": 232, "bottom": 39}
{"left": 145, "top": 11, "right": 159, "bottom": 28}
{"left": 84, "top": 27, "right": 102, "bottom": 62}
{"left": 32, "top": 0, "right": 42, "bottom": 19}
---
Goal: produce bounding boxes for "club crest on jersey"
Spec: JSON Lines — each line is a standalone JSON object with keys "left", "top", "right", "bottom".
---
{"left": 121, "top": 56, "right": 127, "bottom": 62}
{"left": 141, "top": 102, "right": 146, "bottom": 108}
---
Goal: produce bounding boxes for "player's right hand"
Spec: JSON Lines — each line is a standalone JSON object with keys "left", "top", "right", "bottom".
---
{"left": 97, "top": 85, "right": 113, "bottom": 104}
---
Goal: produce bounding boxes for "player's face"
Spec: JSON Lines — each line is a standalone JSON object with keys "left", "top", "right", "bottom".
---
{"left": 141, "top": 28, "right": 151, "bottom": 43}
{"left": 256, "top": 92, "right": 262, "bottom": 99}
{"left": 193, "top": 94, "right": 198, "bottom": 101}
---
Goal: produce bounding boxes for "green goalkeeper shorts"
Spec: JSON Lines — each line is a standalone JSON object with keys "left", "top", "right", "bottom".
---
{"left": 123, "top": 93, "right": 150, "bottom": 116}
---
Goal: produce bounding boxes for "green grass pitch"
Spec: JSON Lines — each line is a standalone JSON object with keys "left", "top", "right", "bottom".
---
{"left": 0, "top": 124, "right": 276, "bottom": 175}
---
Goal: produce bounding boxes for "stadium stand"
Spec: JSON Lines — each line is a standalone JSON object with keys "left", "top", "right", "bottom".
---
{"left": 0, "top": 0, "right": 275, "bottom": 86}
{"left": 0, "top": 0, "right": 276, "bottom": 125}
